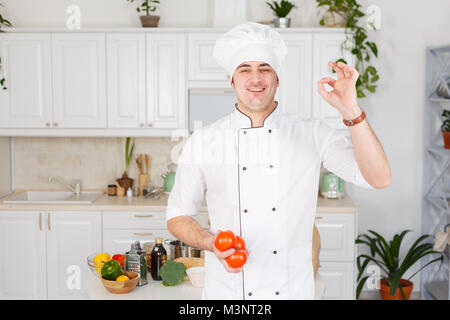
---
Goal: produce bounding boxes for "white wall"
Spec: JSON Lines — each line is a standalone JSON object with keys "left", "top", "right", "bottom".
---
{"left": 1, "top": 0, "right": 450, "bottom": 294}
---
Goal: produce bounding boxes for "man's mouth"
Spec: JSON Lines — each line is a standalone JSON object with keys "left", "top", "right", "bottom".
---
{"left": 247, "top": 88, "right": 266, "bottom": 93}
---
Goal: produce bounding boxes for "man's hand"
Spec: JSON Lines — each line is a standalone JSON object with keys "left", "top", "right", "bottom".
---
{"left": 210, "top": 230, "right": 248, "bottom": 273}
{"left": 317, "top": 61, "right": 363, "bottom": 120}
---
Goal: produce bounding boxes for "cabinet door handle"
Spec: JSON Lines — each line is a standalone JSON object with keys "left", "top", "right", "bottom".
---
{"left": 134, "top": 214, "right": 153, "bottom": 218}
{"left": 133, "top": 232, "right": 153, "bottom": 236}
{"left": 47, "top": 212, "right": 51, "bottom": 231}
{"left": 315, "top": 216, "right": 323, "bottom": 220}
{"left": 39, "top": 212, "right": 43, "bottom": 231}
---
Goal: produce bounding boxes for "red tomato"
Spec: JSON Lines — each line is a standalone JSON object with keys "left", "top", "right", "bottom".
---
{"left": 226, "top": 250, "right": 247, "bottom": 268}
{"left": 235, "top": 236, "right": 246, "bottom": 250}
{"left": 214, "top": 230, "right": 236, "bottom": 252}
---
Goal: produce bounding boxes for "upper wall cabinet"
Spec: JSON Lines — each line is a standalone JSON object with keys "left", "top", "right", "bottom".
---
{"left": 276, "top": 33, "right": 313, "bottom": 119}
{"left": 107, "top": 34, "right": 146, "bottom": 129}
{"left": 0, "top": 29, "right": 351, "bottom": 136}
{"left": 188, "top": 33, "right": 229, "bottom": 82}
{"left": 312, "top": 33, "right": 354, "bottom": 130}
{"left": 0, "top": 34, "right": 53, "bottom": 128}
{"left": 52, "top": 33, "right": 107, "bottom": 128}
{"left": 147, "top": 34, "right": 186, "bottom": 129}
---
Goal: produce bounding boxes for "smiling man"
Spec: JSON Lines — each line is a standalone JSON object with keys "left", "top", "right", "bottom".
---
{"left": 166, "top": 22, "right": 391, "bottom": 300}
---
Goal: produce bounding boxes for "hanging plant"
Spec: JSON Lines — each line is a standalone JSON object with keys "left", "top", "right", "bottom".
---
{"left": 0, "top": 3, "right": 12, "bottom": 90}
{"left": 316, "top": 0, "right": 379, "bottom": 98}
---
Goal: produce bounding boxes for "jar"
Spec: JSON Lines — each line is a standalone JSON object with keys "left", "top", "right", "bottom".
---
{"left": 107, "top": 184, "right": 117, "bottom": 196}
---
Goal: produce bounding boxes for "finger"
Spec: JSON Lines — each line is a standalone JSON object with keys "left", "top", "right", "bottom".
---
{"left": 337, "top": 61, "right": 352, "bottom": 78}
{"left": 319, "top": 77, "right": 336, "bottom": 87}
{"left": 329, "top": 61, "right": 345, "bottom": 79}
{"left": 344, "top": 65, "right": 359, "bottom": 81}
{"left": 218, "top": 248, "right": 235, "bottom": 259}
{"left": 317, "top": 80, "right": 331, "bottom": 99}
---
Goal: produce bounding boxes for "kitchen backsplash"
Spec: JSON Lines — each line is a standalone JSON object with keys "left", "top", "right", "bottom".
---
{"left": 13, "top": 137, "right": 181, "bottom": 191}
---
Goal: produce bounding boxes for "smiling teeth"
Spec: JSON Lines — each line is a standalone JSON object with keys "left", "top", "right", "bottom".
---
{"left": 249, "top": 88, "right": 264, "bottom": 92}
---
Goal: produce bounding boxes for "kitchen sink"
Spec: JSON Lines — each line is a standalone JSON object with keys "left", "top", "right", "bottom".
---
{"left": 3, "top": 191, "right": 104, "bottom": 204}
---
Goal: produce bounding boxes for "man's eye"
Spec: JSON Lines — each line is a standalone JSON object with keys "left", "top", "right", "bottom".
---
{"left": 261, "top": 69, "right": 271, "bottom": 72}
{"left": 240, "top": 69, "right": 249, "bottom": 72}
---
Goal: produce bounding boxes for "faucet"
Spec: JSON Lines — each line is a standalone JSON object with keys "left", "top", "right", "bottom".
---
{"left": 48, "top": 177, "right": 81, "bottom": 196}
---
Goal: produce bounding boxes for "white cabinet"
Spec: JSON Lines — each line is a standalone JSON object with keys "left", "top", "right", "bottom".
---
{"left": 45, "top": 211, "right": 101, "bottom": 300}
{"left": 0, "top": 210, "right": 101, "bottom": 300}
{"left": 318, "top": 262, "right": 354, "bottom": 299}
{"left": 188, "top": 33, "right": 229, "bottom": 81}
{"left": 312, "top": 33, "right": 354, "bottom": 130}
{"left": 0, "top": 211, "right": 47, "bottom": 299}
{"left": 315, "top": 213, "right": 357, "bottom": 300}
{"left": 277, "top": 34, "right": 313, "bottom": 119}
{"left": 52, "top": 33, "right": 107, "bottom": 128}
{"left": 0, "top": 34, "right": 52, "bottom": 128}
{"left": 147, "top": 34, "right": 186, "bottom": 129}
{"left": 107, "top": 34, "right": 146, "bottom": 129}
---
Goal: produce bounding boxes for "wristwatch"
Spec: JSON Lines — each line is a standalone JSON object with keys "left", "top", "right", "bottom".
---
{"left": 343, "top": 111, "right": 366, "bottom": 127}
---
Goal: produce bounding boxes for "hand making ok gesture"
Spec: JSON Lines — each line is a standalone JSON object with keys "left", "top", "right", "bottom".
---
{"left": 317, "top": 61, "right": 363, "bottom": 120}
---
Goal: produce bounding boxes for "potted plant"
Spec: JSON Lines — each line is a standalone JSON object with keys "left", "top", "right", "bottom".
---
{"left": 266, "top": 0, "right": 297, "bottom": 28}
{"left": 355, "top": 230, "right": 443, "bottom": 300}
{"left": 0, "top": 3, "right": 12, "bottom": 90}
{"left": 316, "top": 0, "right": 348, "bottom": 27}
{"left": 316, "top": 0, "right": 379, "bottom": 99}
{"left": 117, "top": 137, "right": 135, "bottom": 191}
{"left": 442, "top": 109, "right": 450, "bottom": 149}
{"left": 126, "top": 0, "right": 160, "bottom": 28}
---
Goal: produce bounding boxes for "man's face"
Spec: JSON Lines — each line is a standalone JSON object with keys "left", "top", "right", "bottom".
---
{"left": 231, "top": 61, "right": 279, "bottom": 112}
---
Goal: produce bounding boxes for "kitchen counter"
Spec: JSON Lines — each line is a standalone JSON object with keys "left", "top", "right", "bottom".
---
{"left": 84, "top": 272, "right": 202, "bottom": 300}
{"left": 0, "top": 189, "right": 357, "bottom": 213}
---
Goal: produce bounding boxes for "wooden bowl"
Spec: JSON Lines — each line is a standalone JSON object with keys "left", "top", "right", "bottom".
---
{"left": 100, "top": 271, "right": 140, "bottom": 294}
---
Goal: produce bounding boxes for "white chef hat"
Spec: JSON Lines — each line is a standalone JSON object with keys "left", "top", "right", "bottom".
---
{"left": 213, "top": 22, "right": 288, "bottom": 78}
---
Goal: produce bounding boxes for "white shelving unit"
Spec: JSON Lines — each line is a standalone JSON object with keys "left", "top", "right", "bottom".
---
{"left": 422, "top": 45, "right": 450, "bottom": 300}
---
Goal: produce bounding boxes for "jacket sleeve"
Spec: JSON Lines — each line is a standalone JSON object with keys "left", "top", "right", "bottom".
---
{"left": 166, "top": 130, "right": 207, "bottom": 221}
{"left": 314, "top": 120, "right": 376, "bottom": 190}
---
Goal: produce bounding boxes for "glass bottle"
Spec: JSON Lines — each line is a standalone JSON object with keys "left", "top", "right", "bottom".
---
{"left": 150, "top": 238, "right": 167, "bottom": 281}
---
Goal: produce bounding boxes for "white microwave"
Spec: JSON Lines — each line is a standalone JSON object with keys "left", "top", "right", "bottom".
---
{"left": 188, "top": 88, "right": 237, "bottom": 132}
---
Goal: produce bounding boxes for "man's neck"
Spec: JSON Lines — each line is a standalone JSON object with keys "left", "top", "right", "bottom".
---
{"left": 236, "top": 101, "right": 277, "bottom": 127}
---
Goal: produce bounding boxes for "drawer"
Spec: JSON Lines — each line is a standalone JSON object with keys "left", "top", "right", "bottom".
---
{"left": 103, "top": 229, "right": 173, "bottom": 253}
{"left": 103, "top": 211, "right": 210, "bottom": 230}
{"left": 315, "top": 213, "right": 356, "bottom": 262}
{"left": 103, "top": 211, "right": 166, "bottom": 229}
{"left": 318, "top": 262, "right": 355, "bottom": 300}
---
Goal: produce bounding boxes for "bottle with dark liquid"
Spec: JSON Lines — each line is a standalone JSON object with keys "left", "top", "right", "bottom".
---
{"left": 150, "top": 238, "right": 167, "bottom": 281}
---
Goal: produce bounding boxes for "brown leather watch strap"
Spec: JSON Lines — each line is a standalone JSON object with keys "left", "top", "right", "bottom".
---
{"left": 343, "top": 111, "right": 366, "bottom": 127}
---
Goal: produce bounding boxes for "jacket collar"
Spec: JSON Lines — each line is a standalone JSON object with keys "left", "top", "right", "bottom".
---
{"left": 232, "top": 101, "right": 279, "bottom": 129}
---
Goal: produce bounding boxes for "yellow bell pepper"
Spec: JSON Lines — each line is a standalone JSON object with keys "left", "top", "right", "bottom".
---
{"left": 93, "top": 253, "right": 111, "bottom": 274}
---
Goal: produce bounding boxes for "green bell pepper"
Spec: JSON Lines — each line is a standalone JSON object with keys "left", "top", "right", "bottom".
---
{"left": 101, "top": 259, "right": 124, "bottom": 281}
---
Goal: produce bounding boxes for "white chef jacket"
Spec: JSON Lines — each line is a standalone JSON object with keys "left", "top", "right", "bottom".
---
{"left": 166, "top": 103, "right": 375, "bottom": 300}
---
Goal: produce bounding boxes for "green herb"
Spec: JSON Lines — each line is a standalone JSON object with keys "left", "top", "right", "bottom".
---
{"left": 123, "top": 137, "right": 135, "bottom": 178}
{"left": 316, "top": 0, "right": 379, "bottom": 98}
{"left": 126, "top": 0, "right": 160, "bottom": 16}
{"left": 355, "top": 230, "right": 443, "bottom": 299}
{"left": 266, "top": 0, "right": 296, "bottom": 18}
{"left": 160, "top": 260, "right": 186, "bottom": 286}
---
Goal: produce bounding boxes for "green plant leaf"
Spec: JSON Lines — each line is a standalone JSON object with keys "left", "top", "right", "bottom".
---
{"left": 356, "top": 275, "right": 370, "bottom": 299}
